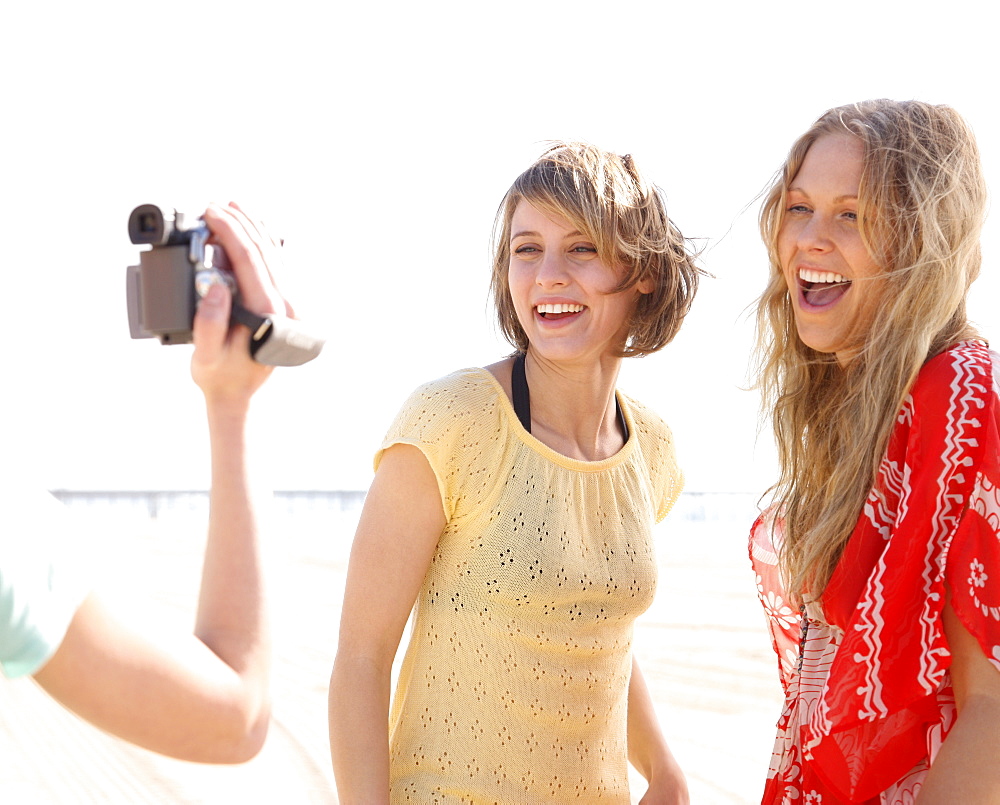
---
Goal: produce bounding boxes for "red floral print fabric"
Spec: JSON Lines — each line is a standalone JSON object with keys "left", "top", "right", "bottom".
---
{"left": 751, "top": 341, "right": 1000, "bottom": 803}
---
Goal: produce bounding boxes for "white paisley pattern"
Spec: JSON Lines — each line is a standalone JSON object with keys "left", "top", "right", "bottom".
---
{"left": 751, "top": 342, "right": 1000, "bottom": 804}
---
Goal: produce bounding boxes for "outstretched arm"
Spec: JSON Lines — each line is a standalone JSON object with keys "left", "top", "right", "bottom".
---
{"left": 33, "top": 202, "right": 287, "bottom": 763}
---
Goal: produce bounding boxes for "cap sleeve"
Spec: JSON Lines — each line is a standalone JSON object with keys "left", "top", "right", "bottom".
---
{"left": 374, "top": 370, "right": 504, "bottom": 524}
{"left": 944, "top": 354, "right": 1000, "bottom": 673}
{"left": 622, "top": 394, "right": 684, "bottom": 523}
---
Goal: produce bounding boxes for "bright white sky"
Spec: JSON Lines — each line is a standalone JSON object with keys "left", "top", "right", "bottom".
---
{"left": 2, "top": 1, "right": 997, "bottom": 494}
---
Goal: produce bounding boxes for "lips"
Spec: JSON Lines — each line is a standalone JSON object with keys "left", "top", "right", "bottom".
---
{"left": 798, "top": 268, "right": 851, "bottom": 307}
{"left": 535, "top": 303, "right": 585, "bottom": 320}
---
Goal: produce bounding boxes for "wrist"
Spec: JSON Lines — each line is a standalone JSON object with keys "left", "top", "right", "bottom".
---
{"left": 203, "top": 393, "right": 255, "bottom": 438}
{"left": 643, "top": 751, "right": 687, "bottom": 794}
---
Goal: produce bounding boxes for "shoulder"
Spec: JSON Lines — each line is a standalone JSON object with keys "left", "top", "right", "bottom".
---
{"left": 0, "top": 489, "right": 89, "bottom": 679}
{"left": 905, "top": 341, "right": 995, "bottom": 429}
{"left": 619, "top": 392, "right": 675, "bottom": 448}
{"left": 398, "top": 368, "right": 504, "bottom": 416}
{"left": 387, "top": 368, "right": 504, "bottom": 433}
{"left": 913, "top": 341, "right": 994, "bottom": 400}
{"left": 377, "top": 368, "right": 509, "bottom": 471}
{"left": 379, "top": 369, "right": 513, "bottom": 520}
{"left": 618, "top": 393, "right": 684, "bottom": 519}
{"left": 889, "top": 342, "right": 1000, "bottom": 495}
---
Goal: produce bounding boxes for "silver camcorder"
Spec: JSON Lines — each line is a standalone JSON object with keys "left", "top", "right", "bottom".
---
{"left": 126, "top": 204, "right": 324, "bottom": 366}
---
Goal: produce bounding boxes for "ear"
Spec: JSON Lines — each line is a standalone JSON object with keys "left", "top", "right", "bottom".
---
{"left": 636, "top": 277, "right": 655, "bottom": 295}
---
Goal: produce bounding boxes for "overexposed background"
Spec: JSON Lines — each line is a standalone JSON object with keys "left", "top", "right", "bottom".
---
{"left": 2, "top": 4, "right": 998, "bottom": 803}
{"left": 2, "top": 0, "right": 997, "bottom": 496}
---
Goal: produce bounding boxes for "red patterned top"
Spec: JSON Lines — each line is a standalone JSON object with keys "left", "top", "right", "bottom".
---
{"left": 750, "top": 341, "right": 1000, "bottom": 804}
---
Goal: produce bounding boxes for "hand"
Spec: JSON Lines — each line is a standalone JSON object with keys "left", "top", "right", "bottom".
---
{"left": 638, "top": 767, "right": 690, "bottom": 805}
{"left": 636, "top": 747, "right": 690, "bottom": 805}
{"left": 190, "top": 202, "right": 294, "bottom": 405}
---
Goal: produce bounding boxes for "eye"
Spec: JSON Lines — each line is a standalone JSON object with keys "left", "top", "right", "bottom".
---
{"left": 513, "top": 244, "right": 540, "bottom": 254}
{"left": 787, "top": 203, "right": 811, "bottom": 214}
{"left": 570, "top": 244, "right": 598, "bottom": 254}
{"left": 841, "top": 210, "right": 859, "bottom": 222}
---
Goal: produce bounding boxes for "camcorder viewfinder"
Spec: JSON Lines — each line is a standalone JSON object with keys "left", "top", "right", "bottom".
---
{"left": 126, "top": 204, "right": 324, "bottom": 366}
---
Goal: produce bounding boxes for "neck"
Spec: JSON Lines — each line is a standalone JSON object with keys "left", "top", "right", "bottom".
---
{"left": 522, "top": 349, "right": 625, "bottom": 461}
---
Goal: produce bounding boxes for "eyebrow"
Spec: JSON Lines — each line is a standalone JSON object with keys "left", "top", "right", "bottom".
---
{"left": 510, "top": 229, "right": 586, "bottom": 240}
{"left": 787, "top": 187, "right": 859, "bottom": 204}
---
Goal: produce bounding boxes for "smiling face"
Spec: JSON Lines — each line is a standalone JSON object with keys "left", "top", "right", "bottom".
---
{"left": 778, "top": 134, "right": 883, "bottom": 365}
{"left": 507, "top": 200, "right": 649, "bottom": 366}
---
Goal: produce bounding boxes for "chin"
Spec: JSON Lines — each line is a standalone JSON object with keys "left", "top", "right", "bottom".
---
{"left": 795, "top": 332, "right": 841, "bottom": 357}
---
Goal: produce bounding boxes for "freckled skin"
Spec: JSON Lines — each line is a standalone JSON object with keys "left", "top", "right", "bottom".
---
{"left": 507, "top": 201, "right": 649, "bottom": 368}
{"left": 778, "top": 135, "right": 882, "bottom": 364}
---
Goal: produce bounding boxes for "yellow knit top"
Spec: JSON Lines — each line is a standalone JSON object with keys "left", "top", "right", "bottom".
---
{"left": 377, "top": 368, "right": 683, "bottom": 804}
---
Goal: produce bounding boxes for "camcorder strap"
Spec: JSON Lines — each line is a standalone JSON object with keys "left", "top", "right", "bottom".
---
{"left": 230, "top": 304, "right": 325, "bottom": 367}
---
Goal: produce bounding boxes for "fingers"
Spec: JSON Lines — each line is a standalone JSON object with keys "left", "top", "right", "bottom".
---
{"left": 227, "top": 201, "right": 296, "bottom": 319}
{"left": 190, "top": 203, "right": 290, "bottom": 400}
{"left": 202, "top": 202, "right": 290, "bottom": 318}
{"left": 229, "top": 201, "right": 284, "bottom": 255}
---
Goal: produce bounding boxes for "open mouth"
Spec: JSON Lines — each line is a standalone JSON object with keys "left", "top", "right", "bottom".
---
{"left": 536, "top": 303, "right": 585, "bottom": 320}
{"left": 798, "top": 268, "right": 851, "bottom": 307}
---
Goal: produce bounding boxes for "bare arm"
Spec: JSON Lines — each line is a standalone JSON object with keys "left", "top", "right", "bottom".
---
{"left": 33, "top": 202, "right": 287, "bottom": 763}
{"left": 628, "top": 655, "right": 690, "bottom": 805}
{"left": 915, "top": 602, "right": 1000, "bottom": 804}
{"left": 329, "top": 443, "right": 446, "bottom": 802}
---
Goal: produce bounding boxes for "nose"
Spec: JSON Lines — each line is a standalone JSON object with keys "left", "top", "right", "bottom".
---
{"left": 796, "top": 213, "right": 834, "bottom": 253}
{"left": 535, "top": 250, "right": 570, "bottom": 287}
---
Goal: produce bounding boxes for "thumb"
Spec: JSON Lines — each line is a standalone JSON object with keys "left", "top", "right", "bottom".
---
{"left": 192, "top": 282, "right": 232, "bottom": 364}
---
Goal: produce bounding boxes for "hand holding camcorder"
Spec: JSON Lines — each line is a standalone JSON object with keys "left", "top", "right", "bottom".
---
{"left": 126, "top": 204, "right": 324, "bottom": 366}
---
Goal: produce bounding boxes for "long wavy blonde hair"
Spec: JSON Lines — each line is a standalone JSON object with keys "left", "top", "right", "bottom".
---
{"left": 755, "top": 99, "right": 988, "bottom": 599}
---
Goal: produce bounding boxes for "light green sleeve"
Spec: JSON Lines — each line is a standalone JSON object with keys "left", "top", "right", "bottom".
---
{"left": 0, "top": 489, "right": 90, "bottom": 679}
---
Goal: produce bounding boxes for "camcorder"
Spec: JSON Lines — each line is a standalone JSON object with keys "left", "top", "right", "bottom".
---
{"left": 126, "top": 204, "right": 324, "bottom": 366}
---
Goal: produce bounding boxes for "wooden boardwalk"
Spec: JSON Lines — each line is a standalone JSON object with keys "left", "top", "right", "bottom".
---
{"left": 0, "top": 501, "right": 781, "bottom": 803}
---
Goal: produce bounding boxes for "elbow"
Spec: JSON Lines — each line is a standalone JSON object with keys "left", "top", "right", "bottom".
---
{"left": 188, "top": 636, "right": 273, "bottom": 763}
{"left": 217, "top": 711, "right": 271, "bottom": 764}
{"left": 219, "top": 692, "right": 273, "bottom": 763}
{"left": 183, "top": 692, "right": 273, "bottom": 764}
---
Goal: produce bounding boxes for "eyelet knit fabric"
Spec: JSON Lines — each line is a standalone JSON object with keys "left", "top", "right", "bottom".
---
{"left": 376, "top": 368, "right": 683, "bottom": 803}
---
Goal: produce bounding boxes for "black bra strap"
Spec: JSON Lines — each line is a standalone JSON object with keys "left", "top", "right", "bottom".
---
{"left": 616, "top": 396, "right": 629, "bottom": 441}
{"left": 512, "top": 352, "right": 532, "bottom": 432}
{"left": 511, "top": 352, "right": 629, "bottom": 440}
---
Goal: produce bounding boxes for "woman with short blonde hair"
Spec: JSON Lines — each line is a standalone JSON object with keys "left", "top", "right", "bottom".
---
{"left": 330, "top": 141, "right": 701, "bottom": 803}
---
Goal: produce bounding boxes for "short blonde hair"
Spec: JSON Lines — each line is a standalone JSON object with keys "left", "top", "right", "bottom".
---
{"left": 490, "top": 142, "right": 702, "bottom": 357}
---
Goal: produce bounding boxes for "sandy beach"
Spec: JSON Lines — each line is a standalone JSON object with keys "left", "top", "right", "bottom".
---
{"left": 0, "top": 494, "right": 782, "bottom": 804}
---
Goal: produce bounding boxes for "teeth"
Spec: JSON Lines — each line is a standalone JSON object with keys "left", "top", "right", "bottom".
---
{"left": 536, "top": 303, "right": 585, "bottom": 314}
{"left": 799, "top": 268, "right": 847, "bottom": 284}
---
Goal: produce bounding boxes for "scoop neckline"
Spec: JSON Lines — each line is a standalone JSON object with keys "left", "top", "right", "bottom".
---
{"left": 469, "top": 367, "right": 637, "bottom": 472}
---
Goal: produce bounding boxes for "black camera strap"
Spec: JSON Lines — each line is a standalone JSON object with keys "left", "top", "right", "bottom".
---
{"left": 230, "top": 304, "right": 272, "bottom": 342}
{"left": 230, "top": 303, "right": 325, "bottom": 367}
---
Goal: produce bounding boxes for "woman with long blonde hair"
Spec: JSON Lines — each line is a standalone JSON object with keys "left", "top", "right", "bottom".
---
{"left": 751, "top": 99, "right": 1000, "bottom": 803}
